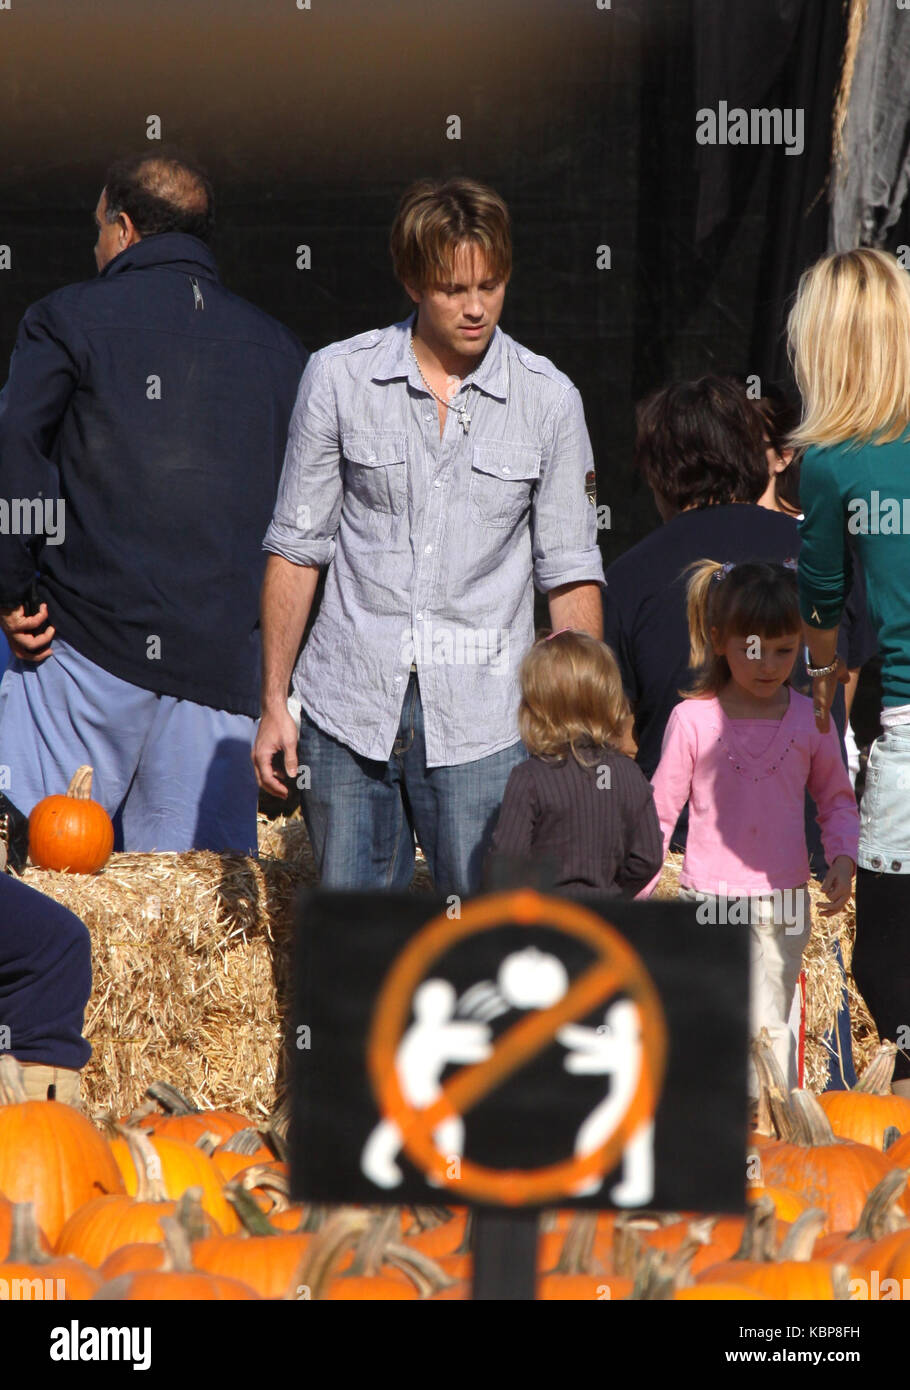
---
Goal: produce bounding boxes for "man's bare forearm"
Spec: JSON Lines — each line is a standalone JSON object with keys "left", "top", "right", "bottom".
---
{"left": 260, "top": 554, "right": 321, "bottom": 713}
{"left": 547, "top": 581, "right": 603, "bottom": 639}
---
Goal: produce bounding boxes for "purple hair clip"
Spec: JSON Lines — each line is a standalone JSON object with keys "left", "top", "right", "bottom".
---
{"left": 711, "top": 561, "right": 736, "bottom": 585}
{"left": 782, "top": 557, "right": 798, "bottom": 573}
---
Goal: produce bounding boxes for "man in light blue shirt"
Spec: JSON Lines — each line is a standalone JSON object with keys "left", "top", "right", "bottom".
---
{"left": 254, "top": 177, "right": 604, "bottom": 893}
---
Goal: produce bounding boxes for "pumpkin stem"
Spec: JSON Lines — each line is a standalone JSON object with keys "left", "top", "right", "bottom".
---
{"left": 224, "top": 1180, "right": 280, "bottom": 1236}
{"left": 66, "top": 765, "right": 95, "bottom": 799}
{"left": 853, "top": 1041, "right": 898, "bottom": 1095}
{"left": 219, "top": 1127, "right": 267, "bottom": 1157}
{"left": 347, "top": 1207, "right": 400, "bottom": 1277}
{"left": 630, "top": 1245, "right": 675, "bottom": 1301}
{"left": 174, "top": 1189, "right": 210, "bottom": 1243}
{"left": 0, "top": 1054, "right": 29, "bottom": 1106}
{"left": 7, "top": 1203, "right": 50, "bottom": 1265}
{"left": 159, "top": 1215, "right": 195, "bottom": 1273}
{"left": 733, "top": 1195, "right": 777, "bottom": 1261}
{"left": 296, "top": 1210, "right": 373, "bottom": 1300}
{"left": 752, "top": 1031, "right": 797, "bottom": 1140}
{"left": 831, "top": 1263, "right": 854, "bottom": 1302}
{"left": 848, "top": 1169, "right": 909, "bottom": 1240}
{"left": 454, "top": 1209, "right": 474, "bottom": 1256}
{"left": 554, "top": 1211, "right": 599, "bottom": 1275}
{"left": 145, "top": 1081, "right": 197, "bottom": 1116}
{"left": 381, "top": 1242, "right": 455, "bottom": 1295}
{"left": 194, "top": 1131, "right": 220, "bottom": 1157}
{"left": 115, "top": 1124, "right": 170, "bottom": 1202}
{"left": 776, "top": 1207, "right": 826, "bottom": 1261}
{"left": 239, "top": 1165, "right": 291, "bottom": 1213}
{"left": 883, "top": 1125, "right": 901, "bottom": 1153}
{"left": 299, "top": 1204, "right": 329, "bottom": 1234}
{"left": 788, "top": 1088, "right": 838, "bottom": 1147}
{"left": 403, "top": 1205, "right": 453, "bottom": 1235}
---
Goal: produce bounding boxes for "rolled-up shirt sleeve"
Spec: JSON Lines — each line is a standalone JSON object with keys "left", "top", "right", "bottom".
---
{"left": 263, "top": 352, "right": 343, "bottom": 568}
{"left": 797, "top": 446, "right": 852, "bottom": 630}
{"left": 531, "top": 384, "right": 605, "bottom": 592}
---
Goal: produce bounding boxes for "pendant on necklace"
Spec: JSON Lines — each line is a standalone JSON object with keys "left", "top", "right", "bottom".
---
{"left": 457, "top": 407, "right": 471, "bottom": 435}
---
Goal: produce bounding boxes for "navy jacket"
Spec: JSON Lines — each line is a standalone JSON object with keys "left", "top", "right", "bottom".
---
{"left": 0, "top": 872, "right": 91, "bottom": 1070}
{"left": 0, "top": 234, "right": 307, "bottom": 716}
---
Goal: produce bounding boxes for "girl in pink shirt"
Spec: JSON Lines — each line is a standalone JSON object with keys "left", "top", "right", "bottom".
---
{"left": 648, "top": 559, "right": 859, "bottom": 1089}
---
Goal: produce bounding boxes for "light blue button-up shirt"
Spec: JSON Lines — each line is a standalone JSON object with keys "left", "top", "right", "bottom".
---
{"left": 262, "top": 314, "right": 605, "bottom": 766}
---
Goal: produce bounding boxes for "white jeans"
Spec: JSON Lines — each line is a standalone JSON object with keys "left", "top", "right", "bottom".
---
{"left": 678, "top": 883, "right": 810, "bottom": 1094}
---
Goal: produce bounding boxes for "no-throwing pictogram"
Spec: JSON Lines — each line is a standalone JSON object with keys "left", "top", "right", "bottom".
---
{"left": 365, "top": 889, "right": 668, "bottom": 1206}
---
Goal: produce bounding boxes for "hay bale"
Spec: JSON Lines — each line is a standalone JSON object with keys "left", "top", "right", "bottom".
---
{"left": 19, "top": 831, "right": 877, "bottom": 1119}
{"left": 21, "top": 816, "right": 434, "bottom": 1119}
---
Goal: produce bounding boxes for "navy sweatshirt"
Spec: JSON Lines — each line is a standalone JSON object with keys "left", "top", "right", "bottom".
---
{"left": 0, "top": 234, "right": 307, "bottom": 716}
{"left": 0, "top": 873, "right": 91, "bottom": 1069}
{"left": 488, "top": 747, "right": 664, "bottom": 897}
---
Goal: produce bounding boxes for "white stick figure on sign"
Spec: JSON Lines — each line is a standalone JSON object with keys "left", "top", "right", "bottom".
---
{"left": 361, "top": 979, "right": 492, "bottom": 1188}
{"left": 556, "top": 997, "right": 654, "bottom": 1206}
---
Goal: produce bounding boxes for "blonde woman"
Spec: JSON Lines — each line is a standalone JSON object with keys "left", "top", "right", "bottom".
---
{"left": 789, "top": 248, "right": 910, "bottom": 1096}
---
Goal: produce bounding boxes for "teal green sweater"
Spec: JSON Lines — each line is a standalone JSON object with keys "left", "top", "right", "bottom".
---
{"left": 798, "top": 435, "right": 910, "bottom": 707}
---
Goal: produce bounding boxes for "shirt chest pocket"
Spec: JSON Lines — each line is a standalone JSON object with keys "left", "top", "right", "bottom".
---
{"left": 469, "top": 441, "right": 541, "bottom": 529}
{"left": 342, "top": 431, "right": 407, "bottom": 515}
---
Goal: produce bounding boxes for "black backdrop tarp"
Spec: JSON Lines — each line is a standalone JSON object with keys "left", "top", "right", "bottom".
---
{"left": 0, "top": 0, "right": 848, "bottom": 562}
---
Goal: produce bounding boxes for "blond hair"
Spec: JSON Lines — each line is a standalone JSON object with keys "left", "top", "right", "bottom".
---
{"left": 787, "top": 249, "right": 910, "bottom": 448}
{"left": 390, "top": 177, "right": 511, "bottom": 292}
{"left": 518, "top": 631, "right": 629, "bottom": 766}
{"left": 683, "top": 559, "right": 801, "bottom": 697}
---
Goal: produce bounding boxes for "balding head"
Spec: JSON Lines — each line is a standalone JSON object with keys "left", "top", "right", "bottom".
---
{"left": 99, "top": 152, "right": 214, "bottom": 258}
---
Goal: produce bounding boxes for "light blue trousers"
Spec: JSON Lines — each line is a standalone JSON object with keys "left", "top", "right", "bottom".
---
{"left": 0, "top": 638, "right": 259, "bottom": 854}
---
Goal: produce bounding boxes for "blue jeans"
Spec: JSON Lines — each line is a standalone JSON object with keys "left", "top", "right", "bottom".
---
{"left": 297, "top": 673, "right": 527, "bottom": 895}
{"left": 858, "top": 726, "right": 910, "bottom": 873}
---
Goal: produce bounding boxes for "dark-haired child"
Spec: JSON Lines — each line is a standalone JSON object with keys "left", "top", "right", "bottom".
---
{"left": 646, "top": 560, "right": 859, "bottom": 1089}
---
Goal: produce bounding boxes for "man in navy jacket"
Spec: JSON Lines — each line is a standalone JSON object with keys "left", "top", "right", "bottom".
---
{"left": 0, "top": 154, "right": 307, "bottom": 852}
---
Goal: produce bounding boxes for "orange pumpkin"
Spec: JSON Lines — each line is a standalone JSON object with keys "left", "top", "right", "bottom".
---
{"left": 99, "top": 1243, "right": 168, "bottom": 1281}
{"left": 93, "top": 1215, "right": 257, "bottom": 1300}
{"left": 56, "top": 1136, "right": 218, "bottom": 1267}
{"left": 676, "top": 1283, "right": 772, "bottom": 1300}
{"left": 760, "top": 1090, "right": 895, "bottom": 1233}
{"left": 886, "top": 1132, "right": 910, "bottom": 1168}
{"left": 813, "top": 1169, "right": 908, "bottom": 1275}
{"left": 537, "top": 1272, "right": 631, "bottom": 1300}
{"left": 137, "top": 1083, "right": 250, "bottom": 1147}
{"left": 699, "top": 1257, "right": 850, "bottom": 1300}
{"left": 0, "top": 1191, "right": 52, "bottom": 1258}
{"left": 746, "top": 1183, "right": 809, "bottom": 1224}
{"left": 400, "top": 1206, "right": 469, "bottom": 1258}
{"left": 818, "top": 1044, "right": 910, "bottom": 1150}
{"left": 1, "top": 1203, "right": 99, "bottom": 1300}
{"left": 94, "top": 1270, "right": 259, "bottom": 1300}
{"left": 110, "top": 1129, "right": 238, "bottom": 1235}
{"left": 193, "top": 1231, "right": 315, "bottom": 1300}
{"left": 0, "top": 1056, "right": 124, "bottom": 1245}
{"left": 28, "top": 766, "right": 114, "bottom": 874}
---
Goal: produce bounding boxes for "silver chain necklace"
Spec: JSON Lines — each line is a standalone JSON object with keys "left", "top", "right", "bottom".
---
{"left": 409, "top": 335, "right": 472, "bottom": 435}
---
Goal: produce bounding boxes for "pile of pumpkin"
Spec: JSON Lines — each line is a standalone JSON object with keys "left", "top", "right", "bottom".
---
{"left": 0, "top": 1035, "right": 908, "bottom": 1300}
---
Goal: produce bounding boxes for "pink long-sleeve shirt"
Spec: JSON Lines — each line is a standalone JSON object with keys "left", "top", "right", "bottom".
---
{"left": 644, "top": 690, "right": 859, "bottom": 897}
